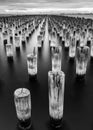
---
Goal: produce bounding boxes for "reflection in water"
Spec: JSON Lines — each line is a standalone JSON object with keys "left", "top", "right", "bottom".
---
{"left": 0, "top": 79, "right": 4, "bottom": 95}
{"left": 42, "top": 20, "right": 50, "bottom": 63}
{"left": 16, "top": 49, "right": 21, "bottom": 59}
{"left": 22, "top": 43, "right": 26, "bottom": 52}
{"left": 7, "top": 57, "right": 15, "bottom": 76}
{"left": 16, "top": 123, "right": 33, "bottom": 130}
{"left": 68, "top": 57, "right": 75, "bottom": 63}
{"left": 3, "top": 40, "right": 7, "bottom": 45}
{"left": 3, "top": 44, "right": 6, "bottom": 53}
{"left": 7, "top": 57, "right": 13, "bottom": 63}
{"left": 38, "top": 49, "right": 42, "bottom": 59}
{"left": 47, "top": 120, "right": 70, "bottom": 130}
{"left": 29, "top": 75, "right": 37, "bottom": 82}
{"left": 0, "top": 17, "right": 93, "bottom": 130}
{"left": 10, "top": 37, "right": 13, "bottom": 44}
{"left": 26, "top": 37, "right": 29, "bottom": 43}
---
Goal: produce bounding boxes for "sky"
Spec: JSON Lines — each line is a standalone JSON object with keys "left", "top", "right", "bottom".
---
{"left": 0, "top": 0, "right": 93, "bottom": 14}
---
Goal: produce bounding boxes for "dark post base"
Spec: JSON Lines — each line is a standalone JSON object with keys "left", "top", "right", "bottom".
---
{"left": 50, "top": 116, "right": 63, "bottom": 128}
{"left": 22, "top": 41, "right": 26, "bottom": 44}
{"left": 29, "top": 74, "right": 37, "bottom": 81}
{"left": 16, "top": 47, "right": 20, "bottom": 51}
{"left": 76, "top": 74, "right": 85, "bottom": 81}
{"left": 3, "top": 40, "right": 7, "bottom": 45}
{"left": 69, "top": 57, "right": 75, "bottom": 62}
{"left": 18, "top": 118, "right": 31, "bottom": 130}
{"left": 7, "top": 56, "right": 13, "bottom": 62}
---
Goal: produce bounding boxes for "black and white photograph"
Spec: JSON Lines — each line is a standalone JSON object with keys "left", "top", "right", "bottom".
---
{"left": 0, "top": 0, "right": 93, "bottom": 130}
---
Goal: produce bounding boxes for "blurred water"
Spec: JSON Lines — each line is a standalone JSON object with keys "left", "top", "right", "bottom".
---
{"left": 65, "top": 14, "right": 93, "bottom": 19}
{"left": 0, "top": 18, "right": 93, "bottom": 130}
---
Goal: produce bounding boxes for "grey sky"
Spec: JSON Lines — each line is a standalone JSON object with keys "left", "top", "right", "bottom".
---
{"left": 0, "top": 0, "right": 92, "bottom": 5}
{"left": 0, "top": 0, "right": 93, "bottom": 14}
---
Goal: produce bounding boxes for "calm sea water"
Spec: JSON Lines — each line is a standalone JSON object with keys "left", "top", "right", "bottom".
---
{"left": 0, "top": 16, "right": 93, "bottom": 130}
{"left": 64, "top": 14, "right": 93, "bottom": 19}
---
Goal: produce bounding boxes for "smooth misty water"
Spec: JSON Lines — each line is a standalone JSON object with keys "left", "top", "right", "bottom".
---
{"left": 0, "top": 17, "right": 93, "bottom": 130}
{"left": 64, "top": 14, "right": 93, "bottom": 19}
